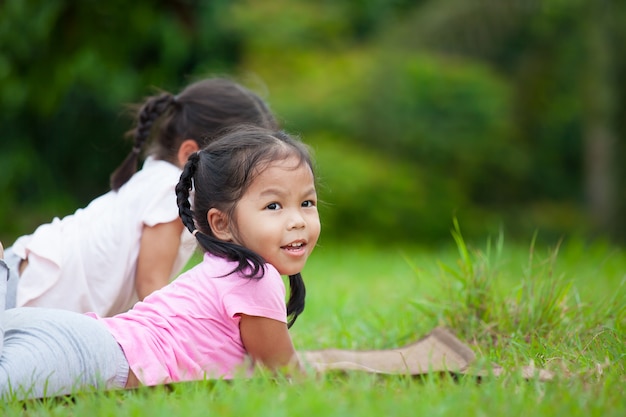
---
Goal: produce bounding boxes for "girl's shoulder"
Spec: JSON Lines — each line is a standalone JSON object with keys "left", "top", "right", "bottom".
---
{"left": 201, "top": 253, "right": 279, "bottom": 276}
{"left": 130, "top": 158, "right": 181, "bottom": 186}
{"left": 157, "top": 253, "right": 285, "bottom": 318}
{"left": 184, "top": 253, "right": 283, "bottom": 288}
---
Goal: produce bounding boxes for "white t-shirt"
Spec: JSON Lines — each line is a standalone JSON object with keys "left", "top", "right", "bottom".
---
{"left": 11, "top": 157, "right": 197, "bottom": 316}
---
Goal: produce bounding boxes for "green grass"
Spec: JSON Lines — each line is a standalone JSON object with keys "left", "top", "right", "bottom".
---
{"left": 2, "top": 229, "right": 625, "bottom": 416}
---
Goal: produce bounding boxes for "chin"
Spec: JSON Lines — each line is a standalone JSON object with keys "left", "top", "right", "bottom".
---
{"left": 278, "top": 267, "right": 302, "bottom": 276}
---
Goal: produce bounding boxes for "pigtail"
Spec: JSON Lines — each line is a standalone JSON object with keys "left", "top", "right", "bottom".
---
{"left": 286, "top": 273, "right": 306, "bottom": 328}
{"left": 175, "top": 151, "right": 266, "bottom": 279}
{"left": 110, "top": 93, "right": 177, "bottom": 191}
{"left": 175, "top": 152, "right": 199, "bottom": 234}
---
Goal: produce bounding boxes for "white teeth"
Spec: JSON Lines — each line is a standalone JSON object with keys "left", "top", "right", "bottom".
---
{"left": 287, "top": 242, "right": 303, "bottom": 247}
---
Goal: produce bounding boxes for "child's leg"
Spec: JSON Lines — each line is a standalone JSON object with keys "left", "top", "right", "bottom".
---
{"left": 1, "top": 246, "right": 21, "bottom": 310}
{"left": 0, "top": 244, "right": 7, "bottom": 354}
{"left": 0, "top": 308, "right": 129, "bottom": 401}
{"left": 0, "top": 242, "right": 7, "bottom": 312}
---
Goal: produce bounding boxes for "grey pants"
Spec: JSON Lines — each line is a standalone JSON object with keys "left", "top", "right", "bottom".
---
{"left": 0, "top": 259, "right": 129, "bottom": 400}
{"left": 3, "top": 247, "right": 20, "bottom": 310}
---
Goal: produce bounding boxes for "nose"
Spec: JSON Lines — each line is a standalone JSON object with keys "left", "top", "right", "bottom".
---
{"left": 287, "top": 210, "right": 306, "bottom": 230}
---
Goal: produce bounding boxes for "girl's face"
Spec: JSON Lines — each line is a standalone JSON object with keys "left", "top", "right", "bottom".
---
{"left": 229, "top": 156, "right": 320, "bottom": 276}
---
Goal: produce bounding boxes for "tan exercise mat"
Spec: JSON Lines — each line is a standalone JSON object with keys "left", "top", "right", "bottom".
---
{"left": 300, "top": 327, "right": 554, "bottom": 381}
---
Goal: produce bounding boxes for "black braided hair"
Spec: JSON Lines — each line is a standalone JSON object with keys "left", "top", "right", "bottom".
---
{"left": 286, "top": 273, "right": 306, "bottom": 328}
{"left": 174, "top": 150, "right": 266, "bottom": 281}
{"left": 110, "top": 93, "right": 177, "bottom": 190}
{"left": 175, "top": 151, "right": 198, "bottom": 234}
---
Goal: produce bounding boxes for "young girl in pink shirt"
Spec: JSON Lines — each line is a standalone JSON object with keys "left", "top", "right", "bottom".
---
{"left": 0, "top": 126, "right": 483, "bottom": 401}
{"left": 0, "top": 126, "right": 320, "bottom": 399}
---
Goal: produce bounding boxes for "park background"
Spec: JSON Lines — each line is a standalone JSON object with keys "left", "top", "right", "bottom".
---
{"left": 1, "top": 1, "right": 626, "bottom": 414}
{"left": 1, "top": 0, "right": 624, "bottom": 247}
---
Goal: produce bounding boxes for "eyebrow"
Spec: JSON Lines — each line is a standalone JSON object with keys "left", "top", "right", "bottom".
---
{"left": 258, "top": 186, "right": 317, "bottom": 198}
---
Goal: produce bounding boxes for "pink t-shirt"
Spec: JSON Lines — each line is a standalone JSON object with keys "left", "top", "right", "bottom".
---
{"left": 87, "top": 253, "right": 287, "bottom": 385}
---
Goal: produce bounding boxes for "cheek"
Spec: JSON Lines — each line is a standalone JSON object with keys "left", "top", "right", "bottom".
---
{"left": 309, "top": 215, "right": 322, "bottom": 238}
{"left": 239, "top": 217, "right": 273, "bottom": 246}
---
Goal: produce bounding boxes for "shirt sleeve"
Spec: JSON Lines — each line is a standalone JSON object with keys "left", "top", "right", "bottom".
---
{"left": 223, "top": 267, "right": 287, "bottom": 324}
{"left": 141, "top": 164, "right": 181, "bottom": 227}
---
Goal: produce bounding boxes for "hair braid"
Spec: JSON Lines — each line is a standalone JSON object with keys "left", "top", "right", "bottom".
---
{"left": 133, "top": 94, "right": 177, "bottom": 152}
{"left": 110, "top": 93, "right": 177, "bottom": 191}
{"left": 175, "top": 152, "right": 199, "bottom": 235}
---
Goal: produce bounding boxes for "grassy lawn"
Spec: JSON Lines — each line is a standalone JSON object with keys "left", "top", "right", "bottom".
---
{"left": 2, "top": 229, "right": 625, "bottom": 416}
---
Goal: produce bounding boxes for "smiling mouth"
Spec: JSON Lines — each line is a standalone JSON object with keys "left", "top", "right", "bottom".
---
{"left": 282, "top": 242, "right": 305, "bottom": 250}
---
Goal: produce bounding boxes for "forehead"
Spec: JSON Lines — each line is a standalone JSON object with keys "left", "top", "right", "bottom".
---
{"left": 254, "top": 154, "right": 310, "bottom": 175}
{"left": 248, "top": 156, "right": 314, "bottom": 188}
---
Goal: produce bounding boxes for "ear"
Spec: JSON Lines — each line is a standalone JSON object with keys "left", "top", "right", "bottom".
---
{"left": 177, "top": 139, "right": 200, "bottom": 167}
{"left": 207, "top": 208, "right": 233, "bottom": 242}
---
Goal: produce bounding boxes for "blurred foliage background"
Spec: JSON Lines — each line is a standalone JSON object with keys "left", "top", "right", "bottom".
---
{"left": 1, "top": 0, "right": 624, "bottom": 246}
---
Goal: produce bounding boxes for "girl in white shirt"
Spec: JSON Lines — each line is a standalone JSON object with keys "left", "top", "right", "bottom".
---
{"left": 4, "top": 77, "right": 278, "bottom": 316}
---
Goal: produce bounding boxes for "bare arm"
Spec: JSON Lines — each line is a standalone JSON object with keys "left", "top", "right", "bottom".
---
{"left": 239, "top": 314, "right": 301, "bottom": 374}
{"left": 135, "top": 219, "right": 184, "bottom": 300}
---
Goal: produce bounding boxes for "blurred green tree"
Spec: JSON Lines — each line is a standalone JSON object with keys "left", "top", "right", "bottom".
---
{"left": 230, "top": 0, "right": 625, "bottom": 242}
{"left": 2, "top": 0, "right": 624, "bottom": 244}
{"left": 381, "top": 0, "right": 624, "bottom": 239}
{"left": 0, "top": 0, "right": 238, "bottom": 241}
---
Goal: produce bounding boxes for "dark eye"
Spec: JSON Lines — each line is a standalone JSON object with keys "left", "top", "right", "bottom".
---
{"left": 302, "top": 200, "right": 316, "bottom": 208}
{"left": 266, "top": 202, "right": 281, "bottom": 210}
